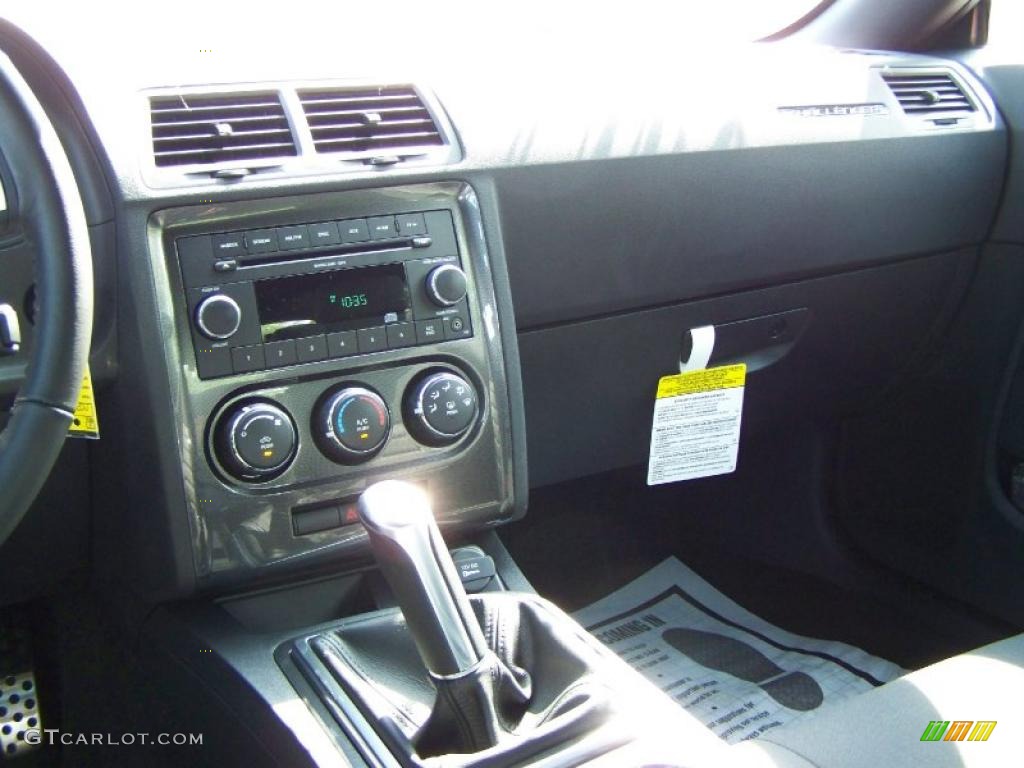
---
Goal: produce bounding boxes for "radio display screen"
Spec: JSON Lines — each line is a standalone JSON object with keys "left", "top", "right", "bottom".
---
{"left": 254, "top": 264, "right": 411, "bottom": 341}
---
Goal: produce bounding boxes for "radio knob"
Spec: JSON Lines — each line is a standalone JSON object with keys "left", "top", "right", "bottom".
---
{"left": 425, "top": 265, "right": 467, "bottom": 307}
{"left": 214, "top": 400, "right": 297, "bottom": 481}
{"left": 314, "top": 386, "right": 391, "bottom": 464}
{"left": 196, "top": 293, "right": 242, "bottom": 340}
{"left": 404, "top": 371, "right": 479, "bottom": 446}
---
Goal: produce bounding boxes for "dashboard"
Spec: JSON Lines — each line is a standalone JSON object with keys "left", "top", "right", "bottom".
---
{"left": 0, "top": 12, "right": 1009, "bottom": 602}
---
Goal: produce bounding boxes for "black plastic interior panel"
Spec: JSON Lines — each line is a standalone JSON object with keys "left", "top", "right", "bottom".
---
{"left": 497, "top": 134, "right": 1003, "bottom": 330}
{"left": 520, "top": 249, "right": 976, "bottom": 488}
{"left": 836, "top": 243, "right": 1024, "bottom": 627}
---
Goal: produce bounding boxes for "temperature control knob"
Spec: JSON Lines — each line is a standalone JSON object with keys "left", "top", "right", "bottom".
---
{"left": 404, "top": 371, "right": 479, "bottom": 446}
{"left": 196, "top": 293, "right": 241, "bottom": 340}
{"left": 215, "top": 400, "right": 297, "bottom": 481}
{"left": 314, "top": 386, "right": 391, "bottom": 464}
{"left": 426, "top": 265, "right": 467, "bottom": 307}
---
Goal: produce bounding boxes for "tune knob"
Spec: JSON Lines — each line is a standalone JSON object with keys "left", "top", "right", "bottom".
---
{"left": 196, "top": 293, "right": 241, "bottom": 340}
{"left": 425, "top": 265, "right": 467, "bottom": 307}
{"left": 404, "top": 371, "right": 479, "bottom": 446}
{"left": 314, "top": 386, "right": 391, "bottom": 464}
{"left": 214, "top": 400, "right": 297, "bottom": 481}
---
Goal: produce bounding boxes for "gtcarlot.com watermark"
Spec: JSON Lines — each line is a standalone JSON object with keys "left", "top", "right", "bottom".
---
{"left": 25, "top": 730, "right": 203, "bottom": 746}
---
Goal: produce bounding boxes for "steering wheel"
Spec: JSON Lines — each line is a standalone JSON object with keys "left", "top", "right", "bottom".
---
{"left": 0, "top": 50, "right": 93, "bottom": 546}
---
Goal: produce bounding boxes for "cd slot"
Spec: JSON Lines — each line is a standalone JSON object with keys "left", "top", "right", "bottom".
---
{"left": 237, "top": 236, "right": 419, "bottom": 268}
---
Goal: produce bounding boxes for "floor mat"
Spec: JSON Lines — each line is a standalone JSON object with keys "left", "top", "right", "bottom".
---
{"left": 573, "top": 557, "right": 906, "bottom": 744}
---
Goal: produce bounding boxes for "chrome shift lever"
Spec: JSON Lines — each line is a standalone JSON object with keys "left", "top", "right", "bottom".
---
{"left": 357, "top": 480, "right": 488, "bottom": 676}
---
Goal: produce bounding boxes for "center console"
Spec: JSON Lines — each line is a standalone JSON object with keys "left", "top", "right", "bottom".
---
{"left": 148, "top": 182, "right": 522, "bottom": 590}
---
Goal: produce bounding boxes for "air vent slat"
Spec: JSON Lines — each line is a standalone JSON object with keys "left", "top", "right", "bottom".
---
{"left": 882, "top": 71, "right": 975, "bottom": 118}
{"left": 150, "top": 91, "right": 297, "bottom": 168}
{"left": 298, "top": 85, "right": 445, "bottom": 156}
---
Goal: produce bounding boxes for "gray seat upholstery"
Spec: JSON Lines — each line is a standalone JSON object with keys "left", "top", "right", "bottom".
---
{"left": 751, "top": 633, "right": 1024, "bottom": 767}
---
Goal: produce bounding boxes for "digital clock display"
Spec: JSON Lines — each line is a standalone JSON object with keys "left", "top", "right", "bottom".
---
{"left": 255, "top": 264, "right": 411, "bottom": 342}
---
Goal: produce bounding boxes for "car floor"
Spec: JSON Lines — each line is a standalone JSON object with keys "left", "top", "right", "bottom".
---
{"left": 500, "top": 426, "right": 1017, "bottom": 672}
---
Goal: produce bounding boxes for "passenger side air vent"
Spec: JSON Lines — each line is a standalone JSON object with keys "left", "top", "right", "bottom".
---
{"left": 882, "top": 71, "right": 975, "bottom": 116}
{"left": 298, "top": 85, "right": 445, "bottom": 155}
{"left": 150, "top": 91, "right": 297, "bottom": 168}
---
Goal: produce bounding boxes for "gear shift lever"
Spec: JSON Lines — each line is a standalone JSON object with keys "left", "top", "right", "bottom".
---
{"left": 357, "top": 480, "right": 488, "bottom": 676}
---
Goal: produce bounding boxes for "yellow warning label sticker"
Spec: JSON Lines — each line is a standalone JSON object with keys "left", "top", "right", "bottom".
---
{"left": 648, "top": 363, "right": 747, "bottom": 486}
{"left": 68, "top": 365, "right": 100, "bottom": 439}
{"left": 656, "top": 363, "right": 747, "bottom": 399}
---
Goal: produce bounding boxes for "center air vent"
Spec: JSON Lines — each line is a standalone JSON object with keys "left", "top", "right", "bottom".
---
{"left": 298, "top": 85, "right": 444, "bottom": 155}
{"left": 882, "top": 71, "right": 975, "bottom": 116}
{"left": 150, "top": 91, "right": 297, "bottom": 168}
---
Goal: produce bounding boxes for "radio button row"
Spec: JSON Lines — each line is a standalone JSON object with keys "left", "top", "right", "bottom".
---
{"left": 278, "top": 225, "right": 309, "bottom": 251}
{"left": 340, "top": 219, "right": 369, "bottom": 244}
{"left": 232, "top": 345, "right": 266, "bottom": 374}
{"left": 309, "top": 222, "right": 340, "bottom": 246}
{"left": 245, "top": 229, "right": 279, "bottom": 254}
{"left": 368, "top": 216, "right": 396, "bottom": 240}
{"left": 415, "top": 319, "right": 443, "bottom": 344}
{"left": 196, "top": 345, "right": 233, "bottom": 379}
{"left": 357, "top": 327, "right": 388, "bottom": 354}
{"left": 296, "top": 335, "right": 328, "bottom": 363}
{"left": 386, "top": 322, "right": 416, "bottom": 349}
{"left": 265, "top": 339, "right": 297, "bottom": 368}
{"left": 327, "top": 330, "right": 357, "bottom": 358}
{"left": 395, "top": 213, "right": 426, "bottom": 236}
{"left": 212, "top": 233, "right": 245, "bottom": 257}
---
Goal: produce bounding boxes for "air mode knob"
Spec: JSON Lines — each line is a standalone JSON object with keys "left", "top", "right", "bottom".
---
{"left": 314, "top": 386, "right": 391, "bottom": 464}
{"left": 404, "top": 371, "right": 479, "bottom": 447}
{"left": 214, "top": 400, "right": 297, "bottom": 481}
{"left": 426, "top": 265, "right": 467, "bottom": 307}
{"left": 196, "top": 293, "right": 241, "bottom": 340}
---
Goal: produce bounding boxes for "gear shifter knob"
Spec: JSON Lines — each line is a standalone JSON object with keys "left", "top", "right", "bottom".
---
{"left": 358, "top": 480, "right": 488, "bottom": 676}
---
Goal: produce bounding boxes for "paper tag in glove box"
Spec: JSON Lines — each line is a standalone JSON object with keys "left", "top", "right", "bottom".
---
{"left": 647, "top": 364, "right": 745, "bottom": 486}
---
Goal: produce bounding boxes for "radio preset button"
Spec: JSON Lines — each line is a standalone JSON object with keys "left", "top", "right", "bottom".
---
{"left": 245, "top": 229, "right": 279, "bottom": 254}
{"left": 357, "top": 327, "right": 387, "bottom": 354}
{"left": 195, "top": 344, "right": 233, "bottom": 379}
{"left": 327, "top": 330, "right": 357, "bottom": 358}
{"left": 395, "top": 213, "right": 427, "bottom": 236}
{"left": 367, "top": 216, "right": 397, "bottom": 240}
{"left": 265, "top": 339, "right": 297, "bottom": 368}
{"left": 277, "top": 225, "right": 309, "bottom": 250}
{"left": 296, "top": 335, "right": 328, "bottom": 363}
{"left": 309, "top": 222, "right": 340, "bottom": 246}
{"left": 386, "top": 322, "right": 416, "bottom": 349}
{"left": 231, "top": 345, "right": 266, "bottom": 374}
{"left": 415, "top": 319, "right": 443, "bottom": 344}
{"left": 195, "top": 293, "right": 242, "bottom": 340}
{"left": 339, "top": 218, "right": 369, "bottom": 243}
{"left": 212, "top": 233, "right": 245, "bottom": 257}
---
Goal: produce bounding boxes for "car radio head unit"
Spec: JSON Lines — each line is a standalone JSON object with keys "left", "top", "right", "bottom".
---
{"left": 255, "top": 264, "right": 412, "bottom": 342}
{"left": 175, "top": 209, "right": 473, "bottom": 379}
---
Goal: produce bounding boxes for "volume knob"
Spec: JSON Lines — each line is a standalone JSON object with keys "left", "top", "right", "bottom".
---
{"left": 426, "top": 265, "right": 467, "bottom": 307}
{"left": 196, "top": 293, "right": 241, "bottom": 340}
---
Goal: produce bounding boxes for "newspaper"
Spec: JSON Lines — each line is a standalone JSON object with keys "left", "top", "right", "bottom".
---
{"left": 573, "top": 558, "right": 905, "bottom": 744}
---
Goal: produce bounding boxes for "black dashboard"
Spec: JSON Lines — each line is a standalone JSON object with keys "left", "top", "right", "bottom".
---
{"left": 0, "top": 13, "right": 1011, "bottom": 603}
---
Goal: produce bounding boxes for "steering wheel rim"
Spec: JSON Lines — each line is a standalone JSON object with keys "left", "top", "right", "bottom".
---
{"left": 0, "top": 49, "right": 93, "bottom": 546}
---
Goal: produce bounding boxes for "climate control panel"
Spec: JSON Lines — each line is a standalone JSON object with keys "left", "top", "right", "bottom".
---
{"left": 207, "top": 366, "right": 482, "bottom": 484}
